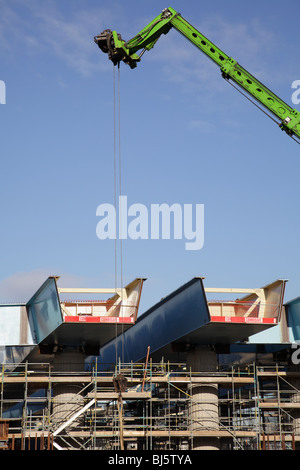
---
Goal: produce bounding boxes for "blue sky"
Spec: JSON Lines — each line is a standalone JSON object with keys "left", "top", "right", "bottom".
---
{"left": 0, "top": 0, "right": 299, "bottom": 314}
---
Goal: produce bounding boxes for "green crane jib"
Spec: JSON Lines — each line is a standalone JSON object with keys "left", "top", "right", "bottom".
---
{"left": 94, "top": 7, "right": 300, "bottom": 143}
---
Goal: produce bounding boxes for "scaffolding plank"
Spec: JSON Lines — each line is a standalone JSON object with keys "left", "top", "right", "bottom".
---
{"left": 87, "top": 391, "right": 151, "bottom": 399}
{"left": 259, "top": 402, "right": 300, "bottom": 409}
{"left": 0, "top": 374, "right": 254, "bottom": 385}
{"left": 87, "top": 430, "right": 258, "bottom": 438}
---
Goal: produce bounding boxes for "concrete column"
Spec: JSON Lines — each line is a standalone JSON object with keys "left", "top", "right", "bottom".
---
{"left": 186, "top": 347, "right": 219, "bottom": 450}
{"left": 51, "top": 349, "right": 86, "bottom": 448}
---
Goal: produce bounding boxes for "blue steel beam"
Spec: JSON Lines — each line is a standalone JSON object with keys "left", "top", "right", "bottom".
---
{"left": 285, "top": 297, "right": 300, "bottom": 342}
{"left": 96, "top": 277, "right": 210, "bottom": 368}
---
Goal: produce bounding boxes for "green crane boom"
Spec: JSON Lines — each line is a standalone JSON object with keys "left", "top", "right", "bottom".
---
{"left": 94, "top": 7, "right": 300, "bottom": 142}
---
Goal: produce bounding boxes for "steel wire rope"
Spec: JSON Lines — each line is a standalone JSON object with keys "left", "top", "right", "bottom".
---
{"left": 117, "top": 66, "right": 123, "bottom": 359}
{"left": 226, "top": 78, "right": 300, "bottom": 145}
{"left": 113, "top": 64, "right": 125, "bottom": 365}
{"left": 113, "top": 65, "right": 118, "bottom": 365}
{"left": 118, "top": 64, "right": 125, "bottom": 364}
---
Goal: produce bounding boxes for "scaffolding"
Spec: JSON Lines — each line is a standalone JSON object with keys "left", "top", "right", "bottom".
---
{"left": 0, "top": 359, "right": 300, "bottom": 450}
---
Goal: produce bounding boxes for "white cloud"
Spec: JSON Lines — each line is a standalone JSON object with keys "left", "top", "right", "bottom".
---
{"left": 0, "top": 1, "right": 39, "bottom": 52}
{"left": 0, "top": 268, "right": 126, "bottom": 304}
{"left": 188, "top": 119, "right": 215, "bottom": 134}
{"left": 0, "top": 0, "right": 116, "bottom": 76}
{"left": 0, "top": 269, "right": 87, "bottom": 303}
{"left": 145, "top": 14, "right": 276, "bottom": 93}
{"left": 200, "top": 16, "right": 275, "bottom": 79}
{"left": 32, "top": 6, "right": 109, "bottom": 77}
{"left": 0, "top": 269, "right": 54, "bottom": 302}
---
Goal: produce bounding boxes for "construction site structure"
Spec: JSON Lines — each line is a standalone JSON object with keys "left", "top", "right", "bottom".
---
{"left": 1, "top": 274, "right": 300, "bottom": 450}
{"left": 1, "top": 359, "right": 300, "bottom": 450}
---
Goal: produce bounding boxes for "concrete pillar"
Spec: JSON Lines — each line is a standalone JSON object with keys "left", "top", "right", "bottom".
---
{"left": 186, "top": 347, "right": 219, "bottom": 450}
{"left": 51, "top": 349, "right": 86, "bottom": 448}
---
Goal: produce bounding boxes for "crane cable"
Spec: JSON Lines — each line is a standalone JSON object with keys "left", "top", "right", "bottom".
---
{"left": 118, "top": 63, "right": 125, "bottom": 364}
{"left": 113, "top": 63, "right": 125, "bottom": 364}
{"left": 226, "top": 78, "right": 300, "bottom": 145}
